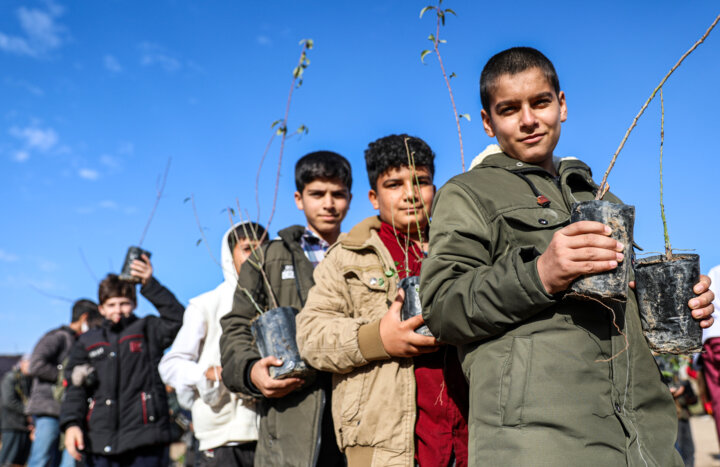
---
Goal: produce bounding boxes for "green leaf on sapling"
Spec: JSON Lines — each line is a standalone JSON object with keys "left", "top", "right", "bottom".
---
{"left": 420, "top": 49, "right": 432, "bottom": 63}
{"left": 196, "top": 239, "right": 202, "bottom": 246}
{"left": 419, "top": 6, "right": 433, "bottom": 18}
{"left": 428, "top": 34, "right": 435, "bottom": 42}
{"left": 449, "top": 72, "right": 457, "bottom": 79}
{"left": 444, "top": 8, "right": 456, "bottom": 15}
{"left": 460, "top": 113, "right": 471, "bottom": 121}
{"left": 183, "top": 197, "right": 191, "bottom": 203}
{"left": 271, "top": 120, "right": 282, "bottom": 129}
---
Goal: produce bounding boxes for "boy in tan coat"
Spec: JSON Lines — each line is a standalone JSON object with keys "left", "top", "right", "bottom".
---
{"left": 297, "top": 134, "right": 468, "bottom": 466}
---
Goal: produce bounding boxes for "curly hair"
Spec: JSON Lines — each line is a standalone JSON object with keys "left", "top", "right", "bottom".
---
{"left": 364, "top": 134, "right": 435, "bottom": 191}
{"left": 480, "top": 47, "right": 560, "bottom": 112}
{"left": 98, "top": 274, "right": 137, "bottom": 306}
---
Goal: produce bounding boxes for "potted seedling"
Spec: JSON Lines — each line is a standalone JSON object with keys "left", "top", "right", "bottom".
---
{"left": 191, "top": 40, "right": 315, "bottom": 380}
{"left": 568, "top": 15, "right": 719, "bottom": 303}
{"left": 634, "top": 90, "right": 701, "bottom": 354}
{"left": 393, "top": 138, "right": 433, "bottom": 337}
{"left": 119, "top": 159, "right": 171, "bottom": 282}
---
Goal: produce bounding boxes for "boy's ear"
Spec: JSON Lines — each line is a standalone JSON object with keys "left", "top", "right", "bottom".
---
{"left": 558, "top": 91, "right": 568, "bottom": 122}
{"left": 368, "top": 189, "right": 380, "bottom": 210}
{"left": 481, "top": 109, "right": 496, "bottom": 138}
{"left": 294, "top": 191, "right": 304, "bottom": 211}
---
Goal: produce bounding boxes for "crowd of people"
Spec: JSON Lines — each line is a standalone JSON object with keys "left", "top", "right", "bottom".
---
{"left": 1, "top": 46, "right": 718, "bottom": 467}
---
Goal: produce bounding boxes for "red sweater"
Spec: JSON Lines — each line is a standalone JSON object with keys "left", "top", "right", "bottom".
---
{"left": 378, "top": 222, "right": 469, "bottom": 466}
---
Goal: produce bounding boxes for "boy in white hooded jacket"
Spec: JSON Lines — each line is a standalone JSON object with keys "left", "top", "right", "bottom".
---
{"left": 159, "top": 222, "right": 267, "bottom": 466}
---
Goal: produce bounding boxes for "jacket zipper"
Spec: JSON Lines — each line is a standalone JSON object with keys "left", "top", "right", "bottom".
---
{"left": 86, "top": 399, "right": 95, "bottom": 424}
{"left": 141, "top": 392, "right": 148, "bottom": 424}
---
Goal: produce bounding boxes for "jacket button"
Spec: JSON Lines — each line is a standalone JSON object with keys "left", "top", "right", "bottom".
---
{"left": 104, "top": 446, "right": 111, "bottom": 453}
{"left": 105, "top": 399, "right": 112, "bottom": 406}
{"left": 538, "top": 219, "right": 548, "bottom": 225}
{"left": 149, "top": 416, "right": 155, "bottom": 422}
{"left": 109, "top": 352, "right": 116, "bottom": 358}
{"left": 516, "top": 162, "right": 523, "bottom": 167}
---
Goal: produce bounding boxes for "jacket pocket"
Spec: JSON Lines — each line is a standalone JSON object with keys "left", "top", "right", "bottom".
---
{"left": 140, "top": 391, "right": 157, "bottom": 424}
{"left": 499, "top": 336, "right": 533, "bottom": 427}
{"left": 500, "top": 206, "right": 569, "bottom": 253}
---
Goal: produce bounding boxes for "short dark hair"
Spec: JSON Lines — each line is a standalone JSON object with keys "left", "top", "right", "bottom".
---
{"left": 364, "top": 134, "right": 435, "bottom": 191}
{"left": 228, "top": 222, "right": 268, "bottom": 252}
{"left": 71, "top": 299, "right": 98, "bottom": 323}
{"left": 98, "top": 274, "right": 136, "bottom": 306}
{"left": 480, "top": 47, "right": 561, "bottom": 112}
{"left": 295, "top": 151, "right": 352, "bottom": 193}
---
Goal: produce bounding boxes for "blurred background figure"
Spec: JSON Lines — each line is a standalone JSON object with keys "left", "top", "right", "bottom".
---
{"left": 0, "top": 354, "right": 33, "bottom": 467}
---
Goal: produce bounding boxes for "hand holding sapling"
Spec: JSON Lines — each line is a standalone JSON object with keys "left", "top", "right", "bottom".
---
{"left": 537, "top": 221, "right": 624, "bottom": 295}
{"left": 129, "top": 254, "right": 153, "bottom": 286}
{"left": 629, "top": 274, "right": 714, "bottom": 328}
{"left": 379, "top": 289, "right": 439, "bottom": 357}
{"left": 250, "top": 356, "right": 304, "bottom": 398}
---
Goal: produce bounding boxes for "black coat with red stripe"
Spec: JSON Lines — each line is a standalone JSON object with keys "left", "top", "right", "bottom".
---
{"left": 59, "top": 277, "right": 184, "bottom": 456}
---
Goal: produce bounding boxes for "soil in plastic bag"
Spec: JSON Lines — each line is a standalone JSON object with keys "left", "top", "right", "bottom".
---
{"left": 251, "top": 306, "right": 315, "bottom": 380}
{"left": 399, "top": 276, "right": 433, "bottom": 337}
{"left": 119, "top": 246, "right": 152, "bottom": 282}
{"left": 635, "top": 254, "right": 701, "bottom": 354}
{"left": 567, "top": 200, "right": 635, "bottom": 302}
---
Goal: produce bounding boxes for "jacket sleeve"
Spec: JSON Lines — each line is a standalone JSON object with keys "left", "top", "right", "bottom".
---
{"left": 141, "top": 277, "right": 185, "bottom": 350}
{"left": 219, "top": 263, "right": 265, "bottom": 397}
{"left": 297, "top": 250, "right": 389, "bottom": 375}
{"left": 158, "top": 303, "right": 207, "bottom": 392}
{"left": 28, "top": 331, "right": 63, "bottom": 382}
{"left": 59, "top": 339, "right": 90, "bottom": 431}
{"left": 1, "top": 371, "right": 25, "bottom": 416}
{"left": 420, "top": 181, "right": 557, "bottom": 345}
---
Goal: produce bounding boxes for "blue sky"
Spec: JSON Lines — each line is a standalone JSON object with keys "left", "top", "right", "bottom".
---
{"left": 1, "top": 1, "right": 719, "bottom": 353}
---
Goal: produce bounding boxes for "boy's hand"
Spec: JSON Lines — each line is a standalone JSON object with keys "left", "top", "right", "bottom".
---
{"left": 130, "top": 254, "right": 153, "bottom": 286}
{"left": 537, "top": 221, "right": 624, "bottom": 295}
{"left": 689, "top": 275, "right": 714, "bottom": 328}
{"left": 630, "top": 274, "right": 714, "bottom": 328}
{"left": 250, "top": 357, "right": 304, "bottom": 398}
{"left": 65, "top": 426, "right": 84, "bottom": 461}
{"left": 379, "top": 290, "right": 439, "bottom": 357}
{"left": 205, "top": 365, "right": 222, "bottom": 382}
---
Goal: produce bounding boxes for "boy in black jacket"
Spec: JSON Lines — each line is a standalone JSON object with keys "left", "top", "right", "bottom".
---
{"left": 60, "top": 255, "right": 183, "bottom": 466}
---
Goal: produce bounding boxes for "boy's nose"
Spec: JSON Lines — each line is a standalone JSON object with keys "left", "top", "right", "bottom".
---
{"left": 520, "top": 106, "right": 537, "bottom": 128}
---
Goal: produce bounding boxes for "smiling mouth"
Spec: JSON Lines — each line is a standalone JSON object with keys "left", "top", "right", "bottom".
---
{"left": 521, "top": 133, "right": 544, "bottom": 144}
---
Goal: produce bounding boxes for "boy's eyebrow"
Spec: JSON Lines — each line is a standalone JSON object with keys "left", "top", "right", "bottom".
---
{"left": 494, "top": 91, "right": 555, "bottom": 110}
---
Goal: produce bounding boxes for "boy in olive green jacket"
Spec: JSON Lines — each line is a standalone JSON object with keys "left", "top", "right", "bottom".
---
{"left": 421, "top": 47, "right": 715, "bottom": 466}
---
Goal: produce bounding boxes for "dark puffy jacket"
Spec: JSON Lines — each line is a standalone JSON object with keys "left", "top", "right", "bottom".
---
{"left": 59, "top": 277, "right": 183, "bottom": 456}
{"left": 26, "top": 326, "right": 75, "bottom": 417}
{"left": 1, "top": 368, "right": 32, "bottom": 431}
{"left": 220, "top": 225, "right": 343, "bottom": 467}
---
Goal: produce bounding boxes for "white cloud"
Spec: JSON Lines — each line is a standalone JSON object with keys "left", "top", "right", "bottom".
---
{"left": 13, "top": 150, "right": 29, "bottom": 162}
{"left": 98, "top": 200, "right": 117, "bottom": 209}
{"left": 0, "top": 3, "right": 65, "bottom": 58}
{"left": 256, "top": 35, "right": 272, "bottom": 46}
{"left": 9, "top": 125, "right": 58, "bottom": 151}
{"left": 100, "top": 153, "right": 120, "bottom": 169}
{"left": 76, "top": 200, "right": 133, "bottom": 215}
{"left": 5, "top": 78, "right": 44, "bottom": 96}
{"left": 139, "top": 42, "right": 181, "bottom": 72}
{"left": 38, "top": 260, "right": 58, "bottom": 272}
{"left": 78, "top": 168, "right": 99, "bottom": 180}
{"left": 104, "top": 54, "right": 122, "bottom": 73}
{"left": 0, "top": 250, "right": 19, "bottom": 262}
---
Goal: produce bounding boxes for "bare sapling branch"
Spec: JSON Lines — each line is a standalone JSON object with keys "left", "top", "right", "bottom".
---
{"left": 596, "top": 13, "right": 720, "bottom": 199}
{"left": 421, "top": 2, "right": 467, "bottom": 172}
{"left": 255, "top": 133, "right": 276, "bottom": 224}
{"left": 78, "top": 247, "right": 99, "bottom": 284}
{"left": 29, "top": 284, "right": 74, "bottom": 303}
{"left": 404, "top": 137, "right": 431, "bottom": 243}
{"left": 265, "top": 39, "right": 313, "bottom": 232}
{"left": 237, "top": 207, "right": 279, "bottom": 310}
{"left": 659, "top": 89, "right": 672, "bottom": 260}
{"left": 138, "top": 157, "right": 172, "bottom": 246}
{"left": 189, "top": 194, "right": 221, "bottom": 267}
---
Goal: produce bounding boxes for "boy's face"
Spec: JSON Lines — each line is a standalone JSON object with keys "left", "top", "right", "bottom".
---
{"left": 369, "top": 165, "right": 435, "bottom": 236}
{"left": 99, "top": 297, "right": 135, "bottom": 323}
{"left": 294, "top": 178, "right": 351, "bottom": 238}
{"left": 481, "top": 67, "right": 567, "bottom": 169}
{"left": 232, "top": 238, "right": 261, "bottom": 274}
